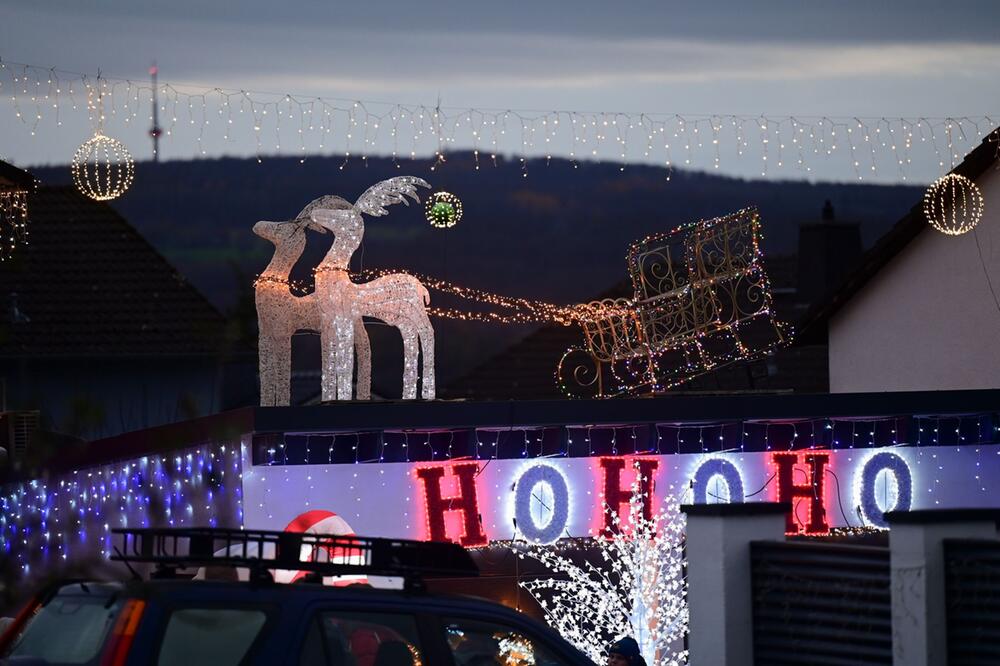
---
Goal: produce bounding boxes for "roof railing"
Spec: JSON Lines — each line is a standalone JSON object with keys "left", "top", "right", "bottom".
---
{"left": 111, "top": 527, "right": 478, "bottom": 590}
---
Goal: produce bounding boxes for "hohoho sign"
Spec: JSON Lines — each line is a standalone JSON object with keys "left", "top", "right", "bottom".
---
{"left": 242, "top": 445, "right": 994, "bottom": 545}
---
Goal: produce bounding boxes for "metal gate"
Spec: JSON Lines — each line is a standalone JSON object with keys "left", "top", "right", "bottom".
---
{"left": 944, "top": 538, "right": 1000, "bottom": 665}
{"left": 750, "top": 541, "right": 891, "bottom": 665}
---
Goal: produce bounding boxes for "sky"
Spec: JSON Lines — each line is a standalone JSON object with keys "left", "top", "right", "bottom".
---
{"left": 2, "top": 0, "right": 999, "bottom": 182}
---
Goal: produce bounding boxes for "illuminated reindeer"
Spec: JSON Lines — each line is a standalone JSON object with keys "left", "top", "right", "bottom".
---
{"left": 253, "top": 206, "right": 371, "bottom": 406}
{"left": 309, "top": 177, "right": 435, "bottom": 401}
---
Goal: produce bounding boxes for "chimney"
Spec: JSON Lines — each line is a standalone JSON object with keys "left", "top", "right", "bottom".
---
{"left": 796, "top": 200, "right": 863, "bottom": 307}
{"left": 0, "top": 409, "right": 40, "bottom": 466}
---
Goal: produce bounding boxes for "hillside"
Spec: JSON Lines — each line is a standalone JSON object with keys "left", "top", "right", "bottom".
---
{"left": 31, "top": 155, "right": 922, "bottom": 395}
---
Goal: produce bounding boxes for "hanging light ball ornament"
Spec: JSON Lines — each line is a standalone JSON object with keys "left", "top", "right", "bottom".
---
{"left": 72, "top": 133, "right": 135, "bottom": 201}
{"left": 923, "top": 173, "right": 984, "bottom": 236}
{"left": 424, "top": 191, "right": 463, "bottom": 229}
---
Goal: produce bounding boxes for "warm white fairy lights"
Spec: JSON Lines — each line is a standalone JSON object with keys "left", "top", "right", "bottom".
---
{"left": 71, "top": 132, "right": 134, "bottom": 201}
{"left": 425, "top": 191, "right": 463, "bottom": 229}
{"left": 1, "top": 59, "right": 994, "bottom": 182}
{"left": 517, "top": 476, "right": 688, "bottom": 666}
{"left": 0, "top": 189, "right": 29, "bottom": 260}
{"left": 69, "top": 74, "right": 134, "bottom": 201}
{"left": 559, "top": 207, "right": 791, "bottom": 398}
{"left": 922, "top": 173, "right": 985, "bottom": 236}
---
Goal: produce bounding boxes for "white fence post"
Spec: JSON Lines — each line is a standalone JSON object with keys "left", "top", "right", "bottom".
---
{"left": 886, "top": 508, "right": 1000, "bottom": 666}
{"left": 681, "top": 502, "right": 788, "bottom": 666}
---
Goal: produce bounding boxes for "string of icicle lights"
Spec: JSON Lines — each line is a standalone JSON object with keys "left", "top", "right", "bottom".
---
{"left": 257, "top": 268, "right": 621, "bottom": 325}
{"left": 2, "top": 58, "right": 997, "bottom": 181}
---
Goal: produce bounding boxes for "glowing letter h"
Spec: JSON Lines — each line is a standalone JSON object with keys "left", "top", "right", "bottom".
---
{"left": 415, "top": 463, "right": 488, "bottom": 547}
{"left": 772, "top": 452, "right": 830, "bottom": 534}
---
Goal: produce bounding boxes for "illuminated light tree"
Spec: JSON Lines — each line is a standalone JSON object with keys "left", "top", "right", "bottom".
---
{"left": 516, "top": 473, "right": 688, "bottom": 665}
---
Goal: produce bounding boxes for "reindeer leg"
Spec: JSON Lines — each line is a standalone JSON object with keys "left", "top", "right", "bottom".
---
{"left": 336, "top": 317, "right": 355, "bottom": 400}
{"left": 275, "top": 331, "right": 292, "bottom": 406}
{"left": 321, "top": 326, "right": 337, "bottom": 402}
{"left": 417, "top": 313, "right": 436, "bottom": 400}
{"left": 354, "top": 319, "right": 372, "bottom": 400}
{"left": 398, "top": 321, "right": 418, "bottom": 400}
{"left": 258, "top": 331, "right": 275, "bottom": 406}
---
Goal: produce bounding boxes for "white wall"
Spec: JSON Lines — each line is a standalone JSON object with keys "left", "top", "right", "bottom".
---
{"left": 830, "top": 164, "right": 1000, "bottom": 392}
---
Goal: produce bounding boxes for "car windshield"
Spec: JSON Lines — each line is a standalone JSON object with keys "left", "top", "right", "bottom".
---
{"left": 6, "top": 585, "right": 122, "bottom": 664}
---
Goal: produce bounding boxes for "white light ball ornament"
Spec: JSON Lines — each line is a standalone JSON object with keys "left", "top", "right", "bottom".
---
{"left": 923, "top": 173, "right": 984, "bottom": 236}
{"left": 72, "top": 133, "right": 135, "bottom": 201}
{"left": 425, "top": 191, "right": 463, "bottom": 229}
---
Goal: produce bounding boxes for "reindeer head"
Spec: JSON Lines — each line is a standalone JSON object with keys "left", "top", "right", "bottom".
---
{"left": 252, "top": 219, "right": 306, "bottom": 245}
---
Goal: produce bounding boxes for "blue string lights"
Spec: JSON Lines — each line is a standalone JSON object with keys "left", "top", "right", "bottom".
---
{"left": 0, "top": 442, "right": 245, "bottom": 577}
{"left": 253, "top": 415, "right": 996, "bottom": 466}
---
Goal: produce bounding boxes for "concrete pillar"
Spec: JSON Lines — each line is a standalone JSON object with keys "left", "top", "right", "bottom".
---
{"left": 886, "top": 508, "right": 1000, "bottom": 666}
{"left": 681, "top": 502, "right": 788, "bottom": 666}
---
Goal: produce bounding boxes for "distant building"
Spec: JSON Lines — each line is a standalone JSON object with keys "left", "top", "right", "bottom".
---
{"left": 0, "top": 166, "right": 252, "bottom": 443}
{"left": 801, "top": 128, "right": 1000, "bottom": 393}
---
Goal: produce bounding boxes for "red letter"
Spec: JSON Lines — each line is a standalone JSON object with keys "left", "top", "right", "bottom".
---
{"left": 772, "top": 453, "right": 830, "bottom": 534}
{"left": 415, "top": 463, "right": 488, "bottom": 547}
{"left": 600, "top": 457, "right": 659, "bottom": 534}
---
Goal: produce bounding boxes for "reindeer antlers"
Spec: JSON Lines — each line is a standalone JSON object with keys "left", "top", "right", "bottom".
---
{"left": 354, "top": 176, "right": 430, "bottom": 217}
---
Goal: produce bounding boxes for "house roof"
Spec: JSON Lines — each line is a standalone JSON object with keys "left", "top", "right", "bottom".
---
{"left": 0, "top": 185, "right": 229, "bottom": 357}
{"left": 797, "top": 128, "right": 1000, "bottom": 343}
{"left": 0, "top": 160, "right": 34, "bottom": 190}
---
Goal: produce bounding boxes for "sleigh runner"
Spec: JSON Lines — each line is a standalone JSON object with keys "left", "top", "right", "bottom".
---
{"left": 558, "top": 207, "right": 792, "bottom": 398}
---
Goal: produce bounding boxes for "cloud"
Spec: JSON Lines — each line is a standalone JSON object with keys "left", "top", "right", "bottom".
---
{"left": 174, "top": 34, "right": 1000, "bottom": 95}
{"left": 1, "top": 1, "right": 997, "bottom": 173}
{"left": 3, "top": 1, "right": 999, "bottom": 106}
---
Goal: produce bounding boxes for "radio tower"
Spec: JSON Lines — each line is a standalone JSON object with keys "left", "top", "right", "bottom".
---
{"left": 149, "top": 62, "right": 162, "bottom": 162}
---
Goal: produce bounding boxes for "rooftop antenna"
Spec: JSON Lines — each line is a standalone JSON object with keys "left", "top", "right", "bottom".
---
{"left": 149, "top": 62, "right": 162, "bottom": 162}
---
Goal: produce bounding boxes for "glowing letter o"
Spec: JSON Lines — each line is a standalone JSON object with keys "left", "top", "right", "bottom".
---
{"left": 860, "top": 452, "right": 912, "bottom": 528}
{"left": 692, "top": 459, "right": 744, "bottom": 504}
{"left": 514, "top": 464, "right": 569, "bottom": 544}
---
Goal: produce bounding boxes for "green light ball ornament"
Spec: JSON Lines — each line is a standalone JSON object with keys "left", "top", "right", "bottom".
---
{"left": 430, "top": 201, "right": 454, "bottom": 225}
{"left": 425, "top": 192, "right": 463, "bottom": 228}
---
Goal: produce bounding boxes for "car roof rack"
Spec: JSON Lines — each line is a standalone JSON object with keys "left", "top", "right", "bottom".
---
{"left": 111, "top": 527, "right": 478, "bottom": 590}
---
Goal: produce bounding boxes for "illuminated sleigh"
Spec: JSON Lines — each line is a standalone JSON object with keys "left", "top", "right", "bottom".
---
{"left": 558, "top": 207, "right": 792, "bottom": 398}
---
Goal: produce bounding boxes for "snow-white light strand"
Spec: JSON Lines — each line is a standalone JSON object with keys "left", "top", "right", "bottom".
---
{"left": 1, "top": 59, "right": 995, "bottom": 182}
{"left": 517, "top": 472, "right": 688, "bottom": 666}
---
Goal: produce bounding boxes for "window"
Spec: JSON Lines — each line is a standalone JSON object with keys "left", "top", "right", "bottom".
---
{"left": 442, "top": 617, "right": 571, "bottom": 666}
{"left": 298, "top": 610, "right": 423, "bottom": 666}
{"left": 157, "top": 608, "right": 267, "bottom": 666}
{"left": 6, "top": 592, "right": 121, "bottom": 664}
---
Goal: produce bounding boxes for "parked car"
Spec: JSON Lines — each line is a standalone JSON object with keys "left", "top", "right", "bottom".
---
{"left": 0, "top": 528, "right": 593, "bottom": 666}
